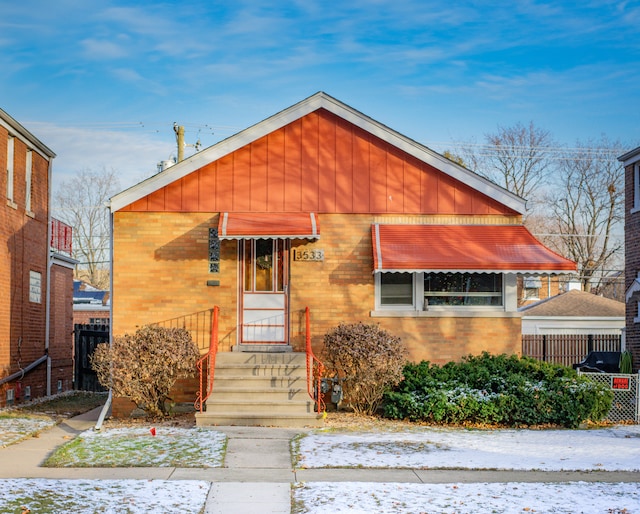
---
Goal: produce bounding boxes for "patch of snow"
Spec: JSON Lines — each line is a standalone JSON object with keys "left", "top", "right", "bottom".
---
{"left": 55, "top": 427, "right": 226, "bottom": 467}
{"left": 294, "top": 481, "right": 640, "bottom": 513}
{"left": 0, "top": 417, "right": 56, "bottom": 447}
{"left": 0, "top": 478, "right": 210, "bottom": 513}
{"left": 297, "top": 425, "right": 640, "bottom": 471}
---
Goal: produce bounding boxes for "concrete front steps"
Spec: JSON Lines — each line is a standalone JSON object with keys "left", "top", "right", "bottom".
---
{"left": 195, "top": 351, "right": 324, "bottom": 428}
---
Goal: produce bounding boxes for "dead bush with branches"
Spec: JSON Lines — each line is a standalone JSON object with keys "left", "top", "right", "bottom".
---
{"left": 91, "top": 325, "right": 200, "bottom": 417}
{"left": 322, "top": 322, "right": 407, "bottom": 415}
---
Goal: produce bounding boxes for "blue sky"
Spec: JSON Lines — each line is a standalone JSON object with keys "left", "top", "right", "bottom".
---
{"left": 1, "top": 0, "right": 639, "bottom": 191}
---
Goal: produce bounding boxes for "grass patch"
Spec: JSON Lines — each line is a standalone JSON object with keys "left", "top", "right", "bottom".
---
{"left": 44, "top": 427, "right": 227, "bottom": 468}
{"left": 0, "top": 414, "right": 57, "bottom": 447}
{"left": 13, "top": 391, "right": 107, "bottom": 418}
{"left": 0, "top": 478, "right": 210, "bottom": 513}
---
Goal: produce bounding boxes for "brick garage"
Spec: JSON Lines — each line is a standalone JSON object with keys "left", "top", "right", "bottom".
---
{"left": 109, "top": 93, "right": 575, "bottom": 409}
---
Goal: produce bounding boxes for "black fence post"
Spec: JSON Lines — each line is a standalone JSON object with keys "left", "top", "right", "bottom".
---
{"left": 542, "top": 335, "right": 547, "bottom": 362}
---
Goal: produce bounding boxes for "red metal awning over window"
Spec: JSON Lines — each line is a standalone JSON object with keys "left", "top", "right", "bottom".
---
{"left": 372, "top": 224, "right": 576, "bottom": 274}
{"left": 218, "top": 212, "right": 320, "bottom": 240}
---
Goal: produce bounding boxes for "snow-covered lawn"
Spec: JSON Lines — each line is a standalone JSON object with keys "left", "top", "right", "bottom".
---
{"left": 45, "top": 426, "right": 226, "bottom": 467}
{"left": 1, "top": 417, "right": 640, "bottom": 513}
{"left": 291, "top": 425, "right": 640, "bottom": 513}
{"left": 293, "top": 481, "right": 640, "bottom": 513}
{"left": 0, "top": 478, "right": 211, "bottom": 513}
{"left": 0, "top": 415, "right": 57, "bottom": 447}
{"left": 296, "top": 424, "right": 640, "bottom": 471}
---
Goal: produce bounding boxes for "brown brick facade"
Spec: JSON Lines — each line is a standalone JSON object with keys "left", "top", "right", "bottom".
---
{"left": 113, "top": 211, "right": 522, "bottom": 370}
{"left": 112, "top": 212, "right": 239, "bottom": 351}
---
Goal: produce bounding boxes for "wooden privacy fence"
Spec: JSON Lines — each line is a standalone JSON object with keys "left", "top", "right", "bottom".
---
{"left": 522, "top": 334, "right": 622, "bottom": 367}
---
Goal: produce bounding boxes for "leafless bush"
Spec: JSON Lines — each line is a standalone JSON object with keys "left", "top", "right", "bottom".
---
{"left": 91, "top": 325, "right": 200, "bottom": 417}
{"left": 322, "top": 322, "right": 407, "bottom": 415}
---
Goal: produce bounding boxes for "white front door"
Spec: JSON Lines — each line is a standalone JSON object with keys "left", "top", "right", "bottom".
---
{"left": 241, "top": 239, "right": 288, "bottom": 344}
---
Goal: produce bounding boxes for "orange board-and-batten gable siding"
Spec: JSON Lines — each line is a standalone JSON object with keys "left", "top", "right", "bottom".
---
{"left": 119, "top": 109, "right": 517, "bottom": 217}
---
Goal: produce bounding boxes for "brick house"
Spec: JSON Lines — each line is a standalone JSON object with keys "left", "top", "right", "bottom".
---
{"left": 621, "top": 146, "right": 640, "bottom": 371}
{"left": 109, "top": 93, "right": 575, "bottom": 423}
{"left": 73, "top": 280, "right": 110, "bottom": 326}
{"left": 0, "top": 108, "right": 76, "bottom": 407}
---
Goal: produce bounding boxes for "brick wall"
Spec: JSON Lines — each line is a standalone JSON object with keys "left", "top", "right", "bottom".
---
{"left": 49, "top": 263, "right": 75, "bottom": 394}
{"left": 625, "top": 161, "right": 640, "bottom": 371}
{"left": 73, "top": 309, "right": 110, "bottom": 325}
{"left": 113, "top": 211, "right": 522, "bottom": 366}
{"left": 289, "top": 213, "right": 521, "bottom": 363}
{"left": 0, "top": 126, "right": 51, "bottom": 407}
{"left": 112, "top": 212, "right": 238, "bottom": 351}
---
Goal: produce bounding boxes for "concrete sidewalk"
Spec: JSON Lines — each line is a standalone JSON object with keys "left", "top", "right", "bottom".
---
{"left": 2, "top": 408, "right": 640, "bottom": 513}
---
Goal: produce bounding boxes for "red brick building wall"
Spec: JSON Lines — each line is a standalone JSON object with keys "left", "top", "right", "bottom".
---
{"left": 49, "top": 261, "right": 75, "bottom": 394}
{"left": 0, "top": 112, "right": 68, "bottom": 407}
{"left": 73, "top": 309, "right": 110, "bottom": 326}
{"left": 625, "top": 159, "right": 640, "bottom": 371}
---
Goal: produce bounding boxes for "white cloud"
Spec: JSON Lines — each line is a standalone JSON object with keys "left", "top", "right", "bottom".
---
{"left": 25, "top": 122, "right": 174, "bottom": 192}
{"left": 81, "top": 38, "right": 129, "bottom": 60}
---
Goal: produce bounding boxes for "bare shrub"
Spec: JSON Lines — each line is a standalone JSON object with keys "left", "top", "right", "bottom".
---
{"left": 322, "top": 322, "right": 407, "bottom": 415}
{"left": 91, "top": 325, "right": 200, "bottom": 417}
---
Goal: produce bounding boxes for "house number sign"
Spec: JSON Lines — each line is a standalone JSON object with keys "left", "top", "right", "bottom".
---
{"left": 294, "top": 249, "right": 324, "bottom": 261}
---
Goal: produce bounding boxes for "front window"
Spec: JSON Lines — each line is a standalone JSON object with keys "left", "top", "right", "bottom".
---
{"left": 376, "top": 271, "right": 506, "bottom": 310}
{"left": 424, "top": 272, "right": 503, "bottom": 307}
{"left": 380, "top": 273, "right": 413, "bottom": 306}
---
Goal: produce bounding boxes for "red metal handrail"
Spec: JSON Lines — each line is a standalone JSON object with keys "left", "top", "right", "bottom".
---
{"left": 305, "top": 306, "right": 326, "bottom": 414}
{"left": 195, "top": 306, "right": 219, "bottom": 412}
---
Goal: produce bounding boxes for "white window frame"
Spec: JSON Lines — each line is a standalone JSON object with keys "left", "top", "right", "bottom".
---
{"left": 25, "top": 149, "right": 32, "bottom": 214}
{"left": 374, "top": 272, "right": 515, "bottom": 313}
{"left": 633, "top": 163, "right": 640, "bottom": 213}
{"left": 6, "top": 136, "right": 15, "bottom": 204}
{"left": 522, "top": 275, "right": 542, "bottom": 301}
{"left": 423, "top": 272, "right": 504, "bottom": 310}
{"left": 29, "top": 270, "right": 42, "bottom": 304}
{"left": 375, "top": 272, "right": 417, "bottom": 310}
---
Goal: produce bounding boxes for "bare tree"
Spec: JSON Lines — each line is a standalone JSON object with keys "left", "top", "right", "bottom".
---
{"left": 54, "top": 168, "right": 120, "bottom": 290}
{"left": 545, "top": 137, "right": 624, "bottom": 292}
{"left": 460, "top": 122, "right": 556, "bottom": 217}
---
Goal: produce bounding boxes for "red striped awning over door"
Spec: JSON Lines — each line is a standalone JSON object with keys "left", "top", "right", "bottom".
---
{"left": 218, "top": 212, "right": 320, "bottom": 239}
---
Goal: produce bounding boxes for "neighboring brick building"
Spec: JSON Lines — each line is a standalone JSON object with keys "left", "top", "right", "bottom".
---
{"left": 621, "top": 146, "right": 640, "bottom": 371}
{"left": 0, "top": 108, "right": 76, "bottom": 407}
{"left": 72, "top": 280, "right": 110, "bottom": 326}
{"left": 110, "top": 93, "right": 575, "bottom": 372}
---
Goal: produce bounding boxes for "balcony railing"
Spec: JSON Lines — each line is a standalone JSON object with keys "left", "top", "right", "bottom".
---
{"left": 51, "top": 218, "right": 72, "bottom": 256}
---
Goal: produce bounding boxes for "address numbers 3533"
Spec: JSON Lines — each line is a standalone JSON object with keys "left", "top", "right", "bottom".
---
{"left": 294, "top": 249, "right": 324, "bottom": 261}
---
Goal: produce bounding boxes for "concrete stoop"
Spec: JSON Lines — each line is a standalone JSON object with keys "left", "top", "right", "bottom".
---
{"left": 195, "top": 352, "right": 324, "bottom": 428}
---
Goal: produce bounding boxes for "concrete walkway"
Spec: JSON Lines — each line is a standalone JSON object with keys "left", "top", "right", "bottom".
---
{"left": 2, "top": 408, "right": 640, "bottom": 513}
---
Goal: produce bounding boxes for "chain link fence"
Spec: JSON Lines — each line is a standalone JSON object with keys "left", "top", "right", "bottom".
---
{"left": 579, "top": 372, "right": 639, "bottom": 423}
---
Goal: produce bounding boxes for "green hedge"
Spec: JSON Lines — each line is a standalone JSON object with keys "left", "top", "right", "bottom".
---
{"left": 382, "top": 353, "right": 613, "bottom": 428}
